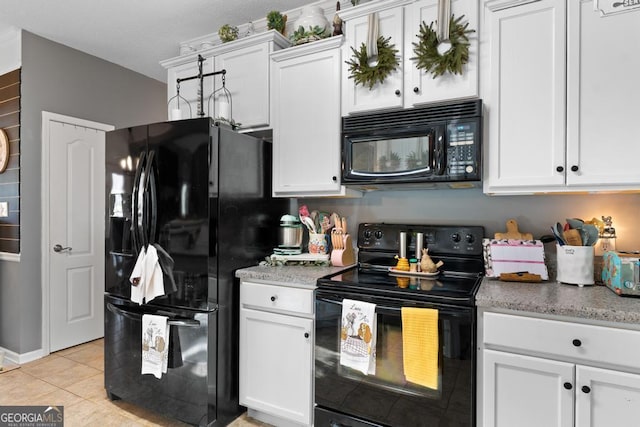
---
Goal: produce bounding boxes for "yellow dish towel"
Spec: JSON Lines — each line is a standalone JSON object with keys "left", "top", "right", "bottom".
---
{"left": 401, "top": 307, "right": 439, "bottom": 389}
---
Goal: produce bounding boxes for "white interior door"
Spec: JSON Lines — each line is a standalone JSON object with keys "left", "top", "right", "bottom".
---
{"left": 43, "top": 113, "right": 113, "bottom": 352}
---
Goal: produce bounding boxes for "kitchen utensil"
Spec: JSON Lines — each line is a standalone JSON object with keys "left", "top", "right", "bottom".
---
{"left": 582, "top": 224, "right": 599, "bottom": 246}
{"left": 563, "top": 229, "right": 583, "bottom": 246}
{"left": 566, "top": 218, "right": 584, "bottom": 230}
{"left": 301, "top": 216, "right": 317, "bottom": 234}
{"left": 494, "top": 219, "right": 533, "bottom": 240}
{"left": 499, "top": 272, "right": 542, "bottom": 282}
{"left": 550, "top": 226, "right": 566, "bottom": 246}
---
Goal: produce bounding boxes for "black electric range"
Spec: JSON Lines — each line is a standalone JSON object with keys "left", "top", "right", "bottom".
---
{"left": 314, "top": 223, "right": 485, "bottom": 427}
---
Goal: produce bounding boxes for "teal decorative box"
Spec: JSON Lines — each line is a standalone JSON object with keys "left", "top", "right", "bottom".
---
{"left": 602, "top": 251, "right": 640, "bottom": 296}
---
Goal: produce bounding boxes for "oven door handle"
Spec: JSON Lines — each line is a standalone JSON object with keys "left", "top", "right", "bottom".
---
{"left": 316, "top": 296, "right": 401, "bottom": 315}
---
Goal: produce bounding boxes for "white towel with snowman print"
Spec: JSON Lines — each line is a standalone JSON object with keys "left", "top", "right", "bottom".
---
{"left": 340, "top": 299, "right": 377, "bottom": 375}
{"left": 141, "top": 314, "right": 169, "bottom": 379}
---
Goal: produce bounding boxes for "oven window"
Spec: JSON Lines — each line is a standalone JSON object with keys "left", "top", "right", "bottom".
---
{"left": 350, "top": 133, "right": 433, "bottom": 175}
{"left": 315, "top": 293, "right": 474, "bottom": 426}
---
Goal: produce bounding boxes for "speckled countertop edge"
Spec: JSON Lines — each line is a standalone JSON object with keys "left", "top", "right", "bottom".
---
{"left": 235, "top": 264, "right": 355, "bottom": 287}
{"left": 476, "top": 277, "right": 640, "bottom": 324}
{"left": 237, "top": 266, "right": 640, "bottom": 324}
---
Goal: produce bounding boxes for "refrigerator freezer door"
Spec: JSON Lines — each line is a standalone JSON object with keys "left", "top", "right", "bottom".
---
{"left": 104, "top": 295, "right": 217, "bottom": 426}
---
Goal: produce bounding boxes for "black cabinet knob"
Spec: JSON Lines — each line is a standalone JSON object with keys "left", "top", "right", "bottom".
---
{"left": 395, "top": 89, "right": 401, "bottom": 96}
{"left": 304, "top": 332, "right": 310, "bottom": 338}
{"left": 571, "top": 165, "right": 579, "bottom": 172}
{"left": 270, "top": 296, "right": 277, "bottom": 302}
{"left": 556, "top": 166, "right": 564, "bottom": 172}
{"left": 413, "top": 87, "right": 419, "bottom": 93}
{"left": 564, "top": 382, "right": 573, "bottom": 390}
{"left": 332, "top": 175, "right": 337, "bottom": 182}
{"left": 582, "top": 385, "right": 591, "bottom": 394}
{"left": 572, "top": 339, "right": 582, "bottom": 347}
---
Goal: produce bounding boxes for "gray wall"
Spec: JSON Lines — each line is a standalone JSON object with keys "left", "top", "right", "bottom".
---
{"left": 301, "top": 189, "right": 640, "bottom": 250}
{"left": 0, "top": 31, "right": 167, "bottom": 354}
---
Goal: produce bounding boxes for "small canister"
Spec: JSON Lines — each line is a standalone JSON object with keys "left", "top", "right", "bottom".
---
{"left": 399, "top": 231, "right": 407, "bottom": 259}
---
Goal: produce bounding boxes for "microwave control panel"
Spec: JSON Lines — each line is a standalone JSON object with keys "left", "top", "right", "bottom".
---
{"left": 446, "top": 122, "right": 478, "bottom": 176}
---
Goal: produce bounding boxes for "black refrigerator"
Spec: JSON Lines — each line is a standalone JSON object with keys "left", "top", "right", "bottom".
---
{"left": 104, "top": 118, "right": 285, "bottom": 426}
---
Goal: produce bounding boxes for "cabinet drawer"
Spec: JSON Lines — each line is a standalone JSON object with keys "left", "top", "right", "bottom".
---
{"left": 241, "top": 281, "right": 314, "bottom": 315}
{"left": 483, "top": 312, "right": 640, "bottom": 371}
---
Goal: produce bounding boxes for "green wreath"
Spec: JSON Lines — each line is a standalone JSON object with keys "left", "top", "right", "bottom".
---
{"left": 346, "top": 36, "right": 399, "bottom": 90}
{"left": 411, "top": 15, "right": 475, "bottom": 78}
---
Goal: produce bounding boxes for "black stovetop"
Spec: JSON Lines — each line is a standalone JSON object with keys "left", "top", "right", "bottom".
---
{"left": 317, "top": 223, "right": 486, "bottom": 306}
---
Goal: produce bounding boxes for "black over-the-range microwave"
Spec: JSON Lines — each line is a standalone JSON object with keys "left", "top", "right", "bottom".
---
{"left": 341, "top": 99, "right": 482, "bottom": 190}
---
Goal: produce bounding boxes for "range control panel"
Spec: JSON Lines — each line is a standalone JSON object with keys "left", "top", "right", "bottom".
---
{"left": 357, "top": 223, "right": 485, "bottom": 257}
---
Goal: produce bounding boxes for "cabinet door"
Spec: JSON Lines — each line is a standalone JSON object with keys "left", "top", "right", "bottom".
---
{"left": 342, "top": 6, "right": 404, "bottom": 114}
{"left": 483, "top": 0, "right": 566, "bottom": 191}
{"left": 566, "top": 2, "right": 640, "bottom": 186}
{"left": 215, "top": 43, "right": 270, "bottom": 130}
{"left": 483, "top": 349, "right": 574, "bottom": 427}
{"left": 239, "top": 307, "right": 313, "bottom": 426}
{"left": 166, "top": 57, "right": 215, "bottom": 120}
{"left": 271, "top": 41, "right": 343, "bottom": 196}
{"left": 576, "top": 365, "right": 640, "bottom": 427}
{"left": 405, "top": 0, "right": 479, "bottom": 106}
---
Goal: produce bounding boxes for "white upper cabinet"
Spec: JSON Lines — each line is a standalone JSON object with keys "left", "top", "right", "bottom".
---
{"left": 161, "top": 31, "right": 290, "bottom": 132}
{"left": 405, "top": 0, "right": 479, "bottom": 106}
{"left": 482, "top": 0, "right": 567, "bottom": 191}
{"left": 271, "top": 36, "right": 360, "bottom": 198}
{"left": 482, "top": 0, "right": 640, "bottom": 194}
{"left": 340, "top": 0, "right": 479, "bottom": 115}
{"left": 341, "top": 2, "right": 405, "bottom": 114}
{"left": 565, "top": 0, "right": 640, "bottom": 187}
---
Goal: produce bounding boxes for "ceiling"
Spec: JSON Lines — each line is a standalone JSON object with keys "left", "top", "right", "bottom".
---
{"left": 0, "top": 0, "right": 313, "bottom": 82}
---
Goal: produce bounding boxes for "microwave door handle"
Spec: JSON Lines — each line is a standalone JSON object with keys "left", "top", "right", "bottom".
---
{"left": 434, "top": 129, "right": 446, "bottom": 175}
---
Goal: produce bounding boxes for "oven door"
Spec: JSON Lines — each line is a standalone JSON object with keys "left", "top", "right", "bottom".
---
{"left": 315, "top": 289, "right": 475, "bottom": 427}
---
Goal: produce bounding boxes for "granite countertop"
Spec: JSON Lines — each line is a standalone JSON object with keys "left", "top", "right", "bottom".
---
{"left": 236, "top": 264, "right": 354, "bottom": 287}
{"left": 476, "top": 277, "right": 640, "bottom": 324}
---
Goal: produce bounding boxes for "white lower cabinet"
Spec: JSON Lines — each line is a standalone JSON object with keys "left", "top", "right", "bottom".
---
{"left": 480, "top": 311, "right": 640, "bottom": 427}
{"left": 239, "top": 280, "right": 314, "bottom": 426}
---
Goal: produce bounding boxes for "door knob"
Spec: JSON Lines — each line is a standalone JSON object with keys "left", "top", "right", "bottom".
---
{"left": 53, "top": 244, "right": 72, "bottom": 253}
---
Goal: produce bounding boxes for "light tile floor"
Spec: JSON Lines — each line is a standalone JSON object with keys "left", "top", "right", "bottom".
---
{"left": 0, "top": 339, "right": 268, "bottom": 426}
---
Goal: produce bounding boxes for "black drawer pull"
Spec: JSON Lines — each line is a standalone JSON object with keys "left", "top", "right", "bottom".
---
{"left": 270, "top": 296, "right": 277, "bottom": 302}
{"left": 572, "top": 339, "right": 582, "bottom": 347}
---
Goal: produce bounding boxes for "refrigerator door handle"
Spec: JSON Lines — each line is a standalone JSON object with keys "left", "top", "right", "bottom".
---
{"left": 147, "top": 151, "right": 158, "bottom": 245}
{"left": 106, "top": 302, "right": 202, "bottom": 327}
{"left": 141, "top": 150, "right": 155, "bottom": 248}
{"left": 132, "top": 151, "right": 147, "bottom": 254}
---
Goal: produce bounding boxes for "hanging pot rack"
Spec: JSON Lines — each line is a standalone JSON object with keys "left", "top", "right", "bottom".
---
{"left": 173, "top": 54, "right": 227, "bottom": 118}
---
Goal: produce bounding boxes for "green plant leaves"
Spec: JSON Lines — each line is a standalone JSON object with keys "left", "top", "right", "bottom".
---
{"left": 411, "top": 15, "right": 475, "bottom": 78}
{"left": 346, "top": 36, "right": 399, "bottom": 90}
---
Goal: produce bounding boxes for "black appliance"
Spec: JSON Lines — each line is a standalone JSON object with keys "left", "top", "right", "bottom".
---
{"left": 315, "top": 223, "right": 485, "bottom": 427}
{"left": 341, "top": 100, "right": 482, "bottom": 190}
{"left": 104, "top": 118, "right": 285, "bottom": 426}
